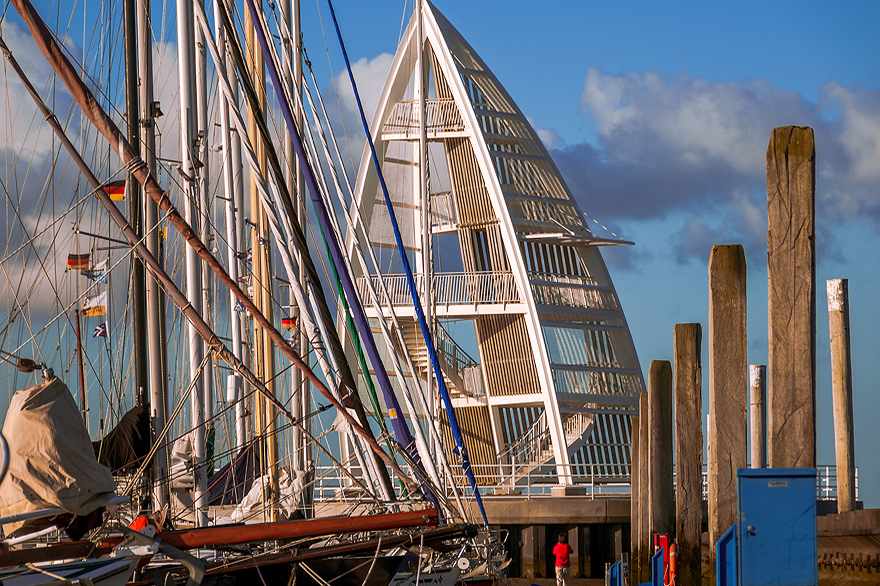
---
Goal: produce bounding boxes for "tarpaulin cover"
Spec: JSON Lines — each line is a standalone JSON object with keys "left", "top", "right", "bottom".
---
{"left": 93, "top": 402, "right": 150, "bottom": 474}
{"left": 0, "top": 377, "right": 116, "bottom": 535}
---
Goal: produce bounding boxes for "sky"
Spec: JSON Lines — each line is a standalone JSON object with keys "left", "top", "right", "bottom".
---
{"left": 1, "top": 0, "right": 878, "bottom": 507}
{"left": 315, "top": 0, "right": 880, "bottom": 507}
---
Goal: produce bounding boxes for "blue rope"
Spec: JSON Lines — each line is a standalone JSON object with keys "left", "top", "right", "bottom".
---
{"left": 326, "top": 0, "right": 488, "bottom": 527}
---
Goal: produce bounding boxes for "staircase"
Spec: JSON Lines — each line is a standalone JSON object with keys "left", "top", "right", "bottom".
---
{"left": 397, "top": 321, "right": 482, "bottom": 398}
{"left": 496, "top": 411, "right": 595, "bottom": 489}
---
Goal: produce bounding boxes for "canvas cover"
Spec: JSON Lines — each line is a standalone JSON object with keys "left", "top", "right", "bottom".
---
{"left": 0, "top": 377, "right": 116, "bottom": 535}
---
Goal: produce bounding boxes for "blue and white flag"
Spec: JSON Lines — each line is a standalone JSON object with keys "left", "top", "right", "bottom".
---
{"left": 93, "top": 323, "right": 108, "bottom": 338}
{"left": 233, "top": 301, "right": 246, "bottom": 313}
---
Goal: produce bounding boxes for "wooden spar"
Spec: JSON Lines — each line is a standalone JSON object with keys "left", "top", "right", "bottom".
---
{"left": 0, "top": 10, "right": 420, "bottom": 491}
{"left": 0, "top": 509, "right": 444, "bottom": 568}
{"left": 152, "top": 507, "right": 439, "bottom": 549}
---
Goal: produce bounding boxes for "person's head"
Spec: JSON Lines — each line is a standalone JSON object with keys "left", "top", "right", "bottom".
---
{"left": 558, "top": 533, "right": 567, "bottom": 544}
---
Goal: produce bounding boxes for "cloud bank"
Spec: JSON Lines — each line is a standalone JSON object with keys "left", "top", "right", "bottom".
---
{"left": 551, "top": 68, "right": 880, "bottom": 264}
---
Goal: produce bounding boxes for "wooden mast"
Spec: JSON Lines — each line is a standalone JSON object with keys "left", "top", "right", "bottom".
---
{"left": 245, "top": 6, "right": 279, "bottom": 522}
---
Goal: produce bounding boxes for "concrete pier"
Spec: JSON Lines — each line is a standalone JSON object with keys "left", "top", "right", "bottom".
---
{"left": 766, "top": 126, "right": 816, "bottom": 468}
{"left": 708, "top": 244, "right": 747, "bottom": 573}
{"left": 674, "top": 323, "right": 702, "bottom": 586}
{"left": 827, "top": 278, "right": 856, "bottom": 513}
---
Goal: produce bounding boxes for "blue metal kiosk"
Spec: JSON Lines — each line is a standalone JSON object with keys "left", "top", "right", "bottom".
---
{"left": 717, "top": 468, "right": 818, "bottom": 586}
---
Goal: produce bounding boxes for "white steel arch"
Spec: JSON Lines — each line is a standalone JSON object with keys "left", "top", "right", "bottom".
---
{"left": 343, "top": 1, "right": 645, "bottom": 491}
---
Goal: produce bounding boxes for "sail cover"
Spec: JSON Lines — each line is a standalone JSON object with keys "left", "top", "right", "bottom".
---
{"left": 0, "top": 377, "right": 116, "bottom": 535}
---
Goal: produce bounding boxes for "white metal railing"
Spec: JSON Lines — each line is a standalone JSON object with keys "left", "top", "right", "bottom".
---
{"left": 358, "top": 271, "right": 520, "bottom": 308}
{"left": 312, "top": 462, "right": 633, "bottom": 504}
{"left": 383, "top": 98, "right": 464, "bottom": 135}
{"left": 529, "top": 272, "right": 618, "bottom": 310}
{"left": 698, "top": 465, "right": 858, "bottom": 501}
{"left": 430, "top": 191, "right": 457, "bottom": 229}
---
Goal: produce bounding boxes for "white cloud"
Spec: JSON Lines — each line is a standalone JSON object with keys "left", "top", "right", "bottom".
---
{"left": 526, "top": 115, "right": 560, "bottom": 150}
{"left": 333, "top": 52, "right": 394, "bottom": 129}
{"left": 0, "top": 21, "right": 75, "bottom": 159}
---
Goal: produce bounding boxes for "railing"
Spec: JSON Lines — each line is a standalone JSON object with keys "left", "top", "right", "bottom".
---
{"left": 358, "top": 271, "right": 520, "bottom": 308}
{"left": 434, "top": 321, "right": 481, "bottom": 394}
{"left": 430, "top": 191, "right": 457, "bottom": 230}
{"left": 699, "top": 465, "right": 859, "bottom": 501}
{"left": 312, "top": 462, "right": 633, "bottom": 503}
{"left": 383, "top": 98, "right": 465, "bottom": 135}
{"left": 529, "top": 272, "right": 618, "bottom": 310}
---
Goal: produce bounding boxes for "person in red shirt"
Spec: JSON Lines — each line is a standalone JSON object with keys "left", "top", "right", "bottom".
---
{"left": 552, "top": 532, "right": 574, "bottom": 586}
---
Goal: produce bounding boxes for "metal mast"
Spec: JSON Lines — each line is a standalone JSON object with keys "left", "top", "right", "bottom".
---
{"left": 138, "top": 0, "right": 170, "bottom": 509}
{"left": 175, "top": 0, "right": 208, "bottom": 526}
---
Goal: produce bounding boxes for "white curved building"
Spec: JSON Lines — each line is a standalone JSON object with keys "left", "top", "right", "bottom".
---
{"left": 344, "top": 1, "right": 644, "bottom": 493}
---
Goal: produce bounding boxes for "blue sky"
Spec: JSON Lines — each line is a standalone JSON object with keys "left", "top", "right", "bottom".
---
{"left": 2, "top": 0, "right": 878, "bottom": 507}
{"left": 315, "top": 0, "right": 880, "bottom": 506}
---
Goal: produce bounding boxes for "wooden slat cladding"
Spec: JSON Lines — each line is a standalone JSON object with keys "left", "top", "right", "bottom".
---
{"left": 458, "top": 225, "right": 511, "bottom": 273}
{"left": 447, "top": 137, "right": 496, "bottom": 227}
{"left": 439, "top": 405, "right": 498, "bottom": 485}
{"left": 520, "top": 241, "right": 588, "bottom": 278}
{"left": 476, "top": 314, "right": 540, "bottom": 396}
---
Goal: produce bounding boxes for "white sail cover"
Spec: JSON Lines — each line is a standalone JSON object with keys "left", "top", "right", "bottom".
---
{"left": 0, "top": 377, "right": 116, "bottom": 534}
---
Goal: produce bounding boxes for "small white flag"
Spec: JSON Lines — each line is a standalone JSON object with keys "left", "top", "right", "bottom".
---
{"left": 82, "top": 291, "right": 107, "bottom": 317}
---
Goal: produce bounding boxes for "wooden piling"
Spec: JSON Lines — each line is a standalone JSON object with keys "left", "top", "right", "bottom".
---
{"left": 630, "top": 413, "right": 641, "bottom": 581}
{"left": 708, "top": 244, "right": 747, "bottom": 573}
{"left": 674, "top": 323, "right": 702, "bottom": 586}
{"left": 649, "top": 360, "right": 674, "bottom": 541}
{"left": 749, "top": 365, "right": 766, "bottom": 468}
{"left": 827, "top": 278, "right": 856, "bottom": 512}
{"left": 638, "top": 391, "right": 650, "bottom": 582}
{"left": 766, "top": 126, "right": 816, "bottom": 468}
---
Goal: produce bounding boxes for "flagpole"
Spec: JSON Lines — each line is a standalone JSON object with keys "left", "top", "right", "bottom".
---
{"left": 75, "top": 309, "right": 88, "bottom": 427}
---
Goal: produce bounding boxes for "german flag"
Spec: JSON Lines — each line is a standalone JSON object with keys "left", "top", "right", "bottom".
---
{"left": 281, "top": 317, "right": 296, "bottom": 329}
{"left": 104, "top": 180, "right": 126, "bottom": 201}
{"left": 67, "top": 253, "right": 90, "bottom": 270}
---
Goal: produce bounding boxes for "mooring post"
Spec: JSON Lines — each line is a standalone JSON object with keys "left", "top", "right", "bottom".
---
{"left": 630, "top": 412, "right": 640, "bottom": 581}
{"left": 708, "top": 244, "right": 747, "bottom": 576}
{"left": 827, "top": 278, "right": 856, "bottom": 512}
{"left": 638, "top": 390, "right": 650, "bottom": 582}
{"left": 766, "top": 126, "right": 816, "bottom": 468}
{"left": 649, "top": 360, "right": 674, "bottom": 542}
{"left": 749, "top": 365, "right": 766, "bottom": 468}
{"left": 674, "top": 323, "right": 702, "bottom": 586}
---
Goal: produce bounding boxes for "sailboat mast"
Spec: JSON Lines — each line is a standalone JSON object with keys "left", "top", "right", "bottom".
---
{"left": 215, "top": 0, "right": 247, "bottom": 452}
{"left": 138, "top": 0, "right": 170, "bottom": 510}
{"left": 74, "top": 309, "right": 87, "bottom": 424}
{"left": 175, "top": 0, "right": 208, "bottom": 527}
{"left": 244, "top": 7, "right": 280, "bottom": 522}
{"left": 282, "top": 0, "right": 311, "bottom": 514}
{"left": 194, "top": 1, "right": 215, "bottom": 480}
{"left": 123, "top": 0, "right": 147, "bottom": 414}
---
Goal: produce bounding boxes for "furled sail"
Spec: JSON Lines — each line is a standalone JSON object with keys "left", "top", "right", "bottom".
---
{"left": 0, "top": 377, "right": 116, "bottom": 537}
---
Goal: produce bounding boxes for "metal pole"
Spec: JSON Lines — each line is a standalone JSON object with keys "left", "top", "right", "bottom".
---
{"left": 176, "top": 0, "right": 208, "bottom": 526}
{"left": 74, "top": 309, "right": 87, "bottom": 426}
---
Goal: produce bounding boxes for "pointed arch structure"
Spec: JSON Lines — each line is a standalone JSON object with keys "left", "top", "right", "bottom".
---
{"left": 343, "top": 1, "right": 644, "bottom": 491}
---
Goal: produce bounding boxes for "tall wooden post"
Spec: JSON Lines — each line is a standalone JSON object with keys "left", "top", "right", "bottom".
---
{"left": 766, "top": 126, "right": 816, "bottom": 468}
{"left": 648, "top": 360, "right": 674, "bottom": 539}
{"left": 827, "top": 278, "right": 856, "bottom": 512}
{"left": 749, "top": 365, "right": 766, "bottom": 468}
{"left": 630, "top": 413, "right": 640, "bottom": 581}
{"left": 674, "top": 323, "right": 702, "bottom": 586}
{"left": 637, "top": 391, "right": 650, "bottom": 583}
{"left": 708, "top": 244, "right": 747, "bottom": 574}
